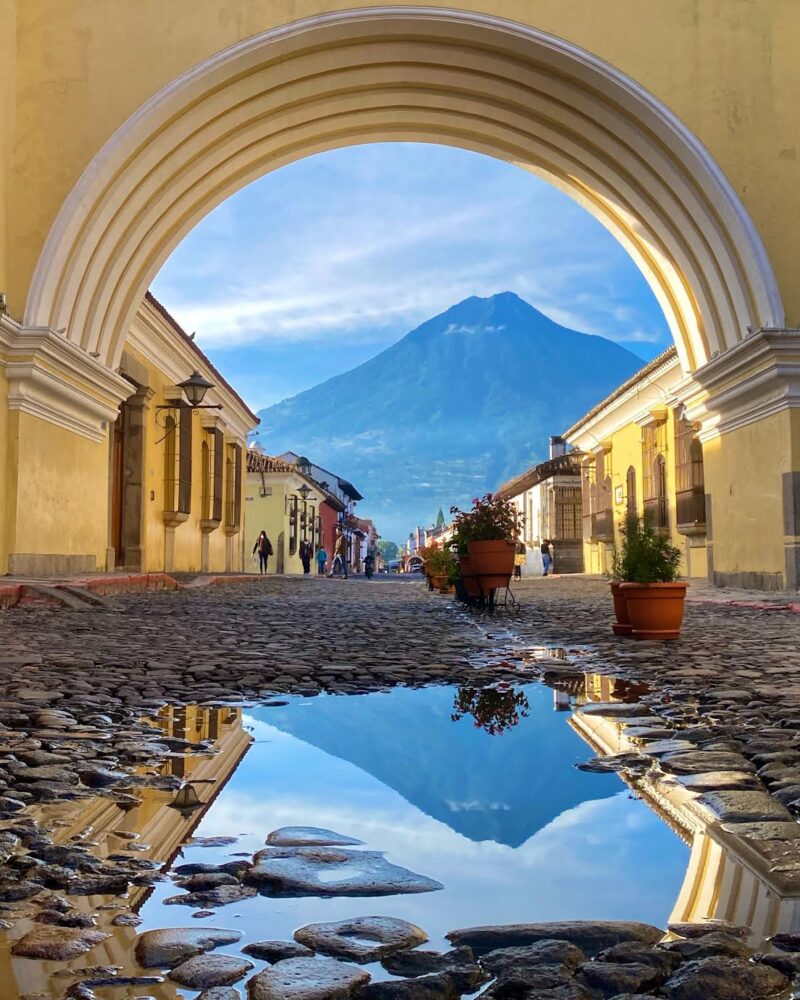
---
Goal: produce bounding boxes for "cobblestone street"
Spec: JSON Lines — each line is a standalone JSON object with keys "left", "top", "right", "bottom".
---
{"left": 4, "top": 576, "right": 800, "bottom": 999}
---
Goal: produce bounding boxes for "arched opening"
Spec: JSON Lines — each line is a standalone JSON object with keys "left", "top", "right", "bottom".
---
{"left": 24, "top": 8, "right": 782, "bottom": 378}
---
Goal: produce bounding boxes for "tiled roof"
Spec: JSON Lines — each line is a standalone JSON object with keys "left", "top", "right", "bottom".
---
{"left": 145, "top": 291, "right": 259, "bottom": 424}
{"left": 246, "top": 451, "right": 296, "bottom": 474}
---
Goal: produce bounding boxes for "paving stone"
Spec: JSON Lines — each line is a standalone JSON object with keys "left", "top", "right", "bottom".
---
{"left": 246, "top": 956, "right": 370, "bottom": 1000}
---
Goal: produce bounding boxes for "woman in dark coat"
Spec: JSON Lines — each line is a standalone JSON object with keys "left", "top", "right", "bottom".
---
{"left": 253, "top": 531, "right": 272, "bottom": 574}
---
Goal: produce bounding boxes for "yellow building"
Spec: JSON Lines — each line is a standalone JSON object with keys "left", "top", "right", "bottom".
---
{"left": 0, "top": 291, "right": 257, "bottom": 576}
{"left": 245, "top": 451, "right": 343, "bottom": 575}
{"left": 566, "top": 347, "right": 714, "bottom": 583}
{"left": 1, "top": 2, "right": 800, "bottom": 587}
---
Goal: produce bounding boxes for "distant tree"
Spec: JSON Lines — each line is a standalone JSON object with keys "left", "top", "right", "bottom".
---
{"left": 377, "top": 540, "right": 399, "bottom": 560}
{"left": 435, "top": 508, "right": 446, "bottom": 527}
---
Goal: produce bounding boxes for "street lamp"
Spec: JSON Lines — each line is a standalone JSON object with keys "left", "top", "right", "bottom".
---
{"left": 155, "top": 370, "right": 223, "bottom": 438}
{"left": 177, "top": 370, "right": 215, "bottom": 407}
{"left": 298, "top": 483, "right": 313, "bottom": 502}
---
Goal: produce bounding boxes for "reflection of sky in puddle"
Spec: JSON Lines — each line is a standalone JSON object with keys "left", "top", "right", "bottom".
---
{"left": 139, "top": 684, "right": 688, "bottom": 993}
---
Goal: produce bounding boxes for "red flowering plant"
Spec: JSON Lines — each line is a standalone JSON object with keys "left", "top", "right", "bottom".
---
{"left": 449, "top": 493, "right": 517, "bottom": 556}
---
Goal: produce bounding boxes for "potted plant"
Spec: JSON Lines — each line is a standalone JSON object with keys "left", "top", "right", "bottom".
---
{"left": 616, "top": 513, "right": 687, "bottom": 640}
{"left": 449, "top": 507, "right": 482, "bottom": 598}
{"left": 450, "top": 494, "right": 517, "bottom": 591}
{"left": 421, "top": 542, "right": 456, "bottom": 592}
{"left": 609, "top": 525, "right": 633, "bottom": 637}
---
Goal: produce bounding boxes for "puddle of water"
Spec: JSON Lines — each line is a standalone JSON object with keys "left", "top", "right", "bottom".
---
{"left": 126, "top": 682, "right": 687, "bottom": 996}
{"left": 4, "top": 669, "right": 783, "bottom": 999}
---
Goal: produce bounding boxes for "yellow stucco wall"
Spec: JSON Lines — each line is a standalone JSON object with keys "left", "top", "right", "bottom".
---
{"left": 582, "top": 409, "right": 708, "bottom": 581}
{"left": 0, "top": 0, "right": 15, "bottom": 308}
{"left": 9, "top": 411, "right": 109, "bottom": 569}
{"left": 244, "top": 478, "right": 306, "bottom": 576}
{"left": 703, "top": 411, "right": 789, "bottom": 580}
{"left": 5, "top": 0, "right": 800, "bottom": 332}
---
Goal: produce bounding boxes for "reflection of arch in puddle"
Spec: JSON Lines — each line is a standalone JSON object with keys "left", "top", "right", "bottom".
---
{"left": 673, "top": 824, "right": 800, "bottom": 945}
{"left": 569, "top": 680, "right": 800, "bottom": 946}
{"left": 0, "top": 706, "right": 253, "bottom": 1000}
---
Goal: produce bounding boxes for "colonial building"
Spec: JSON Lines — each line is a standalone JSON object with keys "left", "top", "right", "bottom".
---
{"left": 245, "top": 450, "right": 371, "bottom": 575}
{"left": 565, "top": 346, "right": 712, "bottom": 583}
{"left": 1, "top": 291, "right": 257, "bottom": 577}
{"left": 3, "top": 4, "right": 800, "bottom": 589}
{"left": 497, "top": 437, "right": 584, "bottom": 574}
{"left": 278, "top": 453, "right": 368, "bottom": 571}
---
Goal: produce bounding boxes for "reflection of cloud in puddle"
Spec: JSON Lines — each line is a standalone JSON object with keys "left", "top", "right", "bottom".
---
{"left": 446, "top": 800, "right": 511, "bottom": 812}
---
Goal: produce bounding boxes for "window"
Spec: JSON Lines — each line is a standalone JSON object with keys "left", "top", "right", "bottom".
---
{"left": 642, "top": 424, "right": 658, "bottom": 501}
{"left": 164, "top": 415, "right": 176, "bottom": 513}
{"left": 555, "top": 485, "right": 582, "bottom": 539}
{"left": 164, "top": 402, "right": 192, "bottom": 515}
{"left": 212, "top": 428, "right": 223, "bottom": 522}
{"left": 644, "top": 453, "right": 669, "bottom": 531}
{"left": 581, "top": 461, "right": 595, "bottom": 540}
{"left": 288, "top": 495, "right": 298, "bottom": 555}
{"left": 224, "top": 442, "right": 242, "bottom": 530}
{"left": 308, "top": 505, "right": 316, "bottom": 548}
{"left": 675, "top": 413, "right": 706, "bottom": 528}
{"left": 626, "top": 466, "right": 637, "bottom": 517}
{"left": 201, "top": 440, "right": 211, "bottom": 521}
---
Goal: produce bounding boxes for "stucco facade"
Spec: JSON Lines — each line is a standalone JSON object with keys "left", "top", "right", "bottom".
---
{"left": 1, "top": 2, "right": 799, "bottom": 584}
{"left": 567, "top": 348, "right": 715, "bottom": 584}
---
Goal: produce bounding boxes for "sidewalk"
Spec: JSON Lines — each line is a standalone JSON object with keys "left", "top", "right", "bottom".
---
{"left": 0, "top": 569, "right": 257, "bottom": 609}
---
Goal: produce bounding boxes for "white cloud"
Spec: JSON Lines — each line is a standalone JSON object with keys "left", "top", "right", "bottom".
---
{"left": 152, "top": 144, "right": 671, "bottom": 357}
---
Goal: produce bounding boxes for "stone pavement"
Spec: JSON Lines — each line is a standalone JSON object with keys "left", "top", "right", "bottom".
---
{"left": 2, "top": 575, "right": 800, "bottom": 998}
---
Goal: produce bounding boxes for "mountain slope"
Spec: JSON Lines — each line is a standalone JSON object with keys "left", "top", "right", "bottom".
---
{"left": 256, "top": 292, "right": 644, "bottom": 540}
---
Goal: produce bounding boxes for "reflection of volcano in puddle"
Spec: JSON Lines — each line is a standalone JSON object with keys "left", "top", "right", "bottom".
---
{"left": 0, "top": 672, "right": 796, "bottom": 999}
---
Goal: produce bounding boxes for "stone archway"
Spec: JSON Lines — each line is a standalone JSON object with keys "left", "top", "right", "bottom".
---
{"left": 24, "top": 7, "right": 782, "bottom": 378}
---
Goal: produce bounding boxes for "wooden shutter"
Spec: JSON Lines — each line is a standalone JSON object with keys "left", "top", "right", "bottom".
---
{"left": 178, "top": 402, "right": 192, "bottom": 514}
{"left": 232, "top": 443, "right": 242, "bottom": 529}
{"left": 212, "top": 428, "right": 223, "bottom": 522}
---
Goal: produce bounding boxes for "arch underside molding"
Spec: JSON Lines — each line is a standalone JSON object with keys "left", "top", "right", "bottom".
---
{"left": 24, "top": 6, "right": 784, "bottom": 374}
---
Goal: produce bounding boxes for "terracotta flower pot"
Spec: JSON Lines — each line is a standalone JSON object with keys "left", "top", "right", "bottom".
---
{"left": 610, "top": 581, "right": 632, "bottom": 637}
{"left": 620, "top": 582, "right": 688, "bottom": 640}
{"left": 459, "top": 556, "right": 482, "bottom": 598}
{"left": 468, "top": 539, "right": 515, "bottom": 590}
{"left": 431, "top": 573, "right": 449, "bottom": 591}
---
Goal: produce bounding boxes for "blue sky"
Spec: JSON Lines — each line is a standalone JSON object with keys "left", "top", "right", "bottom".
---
{"left": 152, "top": 143, "right": 671, "bottom": 412}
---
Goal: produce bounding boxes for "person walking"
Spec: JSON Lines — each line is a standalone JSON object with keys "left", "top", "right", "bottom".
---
{"left": 541, "top": 538, "right": 553, "bottom": 577}
{"left": 364, "top": 552, "right": 374, "bottom": 579}
{"left": 252, "top": 531, "right": 272, "bottom": 574}
{"left": 329, "top": 530, "right": 348, "bottom": 579}
{"left": 299, "top": 539, "right": 312, "bottom": 575}
{"left": 316, "top": 545, "right": 328, "bottom": 575}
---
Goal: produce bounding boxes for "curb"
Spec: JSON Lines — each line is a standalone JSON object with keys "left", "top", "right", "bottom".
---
{"left": 0, "top": 572, "right": 266, "bottom": 610}
{"left": 1, "top": 573, "right": 180, "bottom": 610}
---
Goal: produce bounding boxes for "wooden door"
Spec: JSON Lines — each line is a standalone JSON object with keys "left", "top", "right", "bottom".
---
{"left": 111, "top": 407, "right": 125, "bottom": 564}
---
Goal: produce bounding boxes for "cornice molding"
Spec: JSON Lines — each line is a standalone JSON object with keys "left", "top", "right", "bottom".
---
{"left": 566, "top": 358, "right": 681, "bottom": 449}
{"left": 127, "top": 303, "right": 254, "bottom": 441}
{"left": 688, "top": 329, "right": 800, "bottom": 441}
{"left": 0, "top": 316, "right": 131, "bottom": 442}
